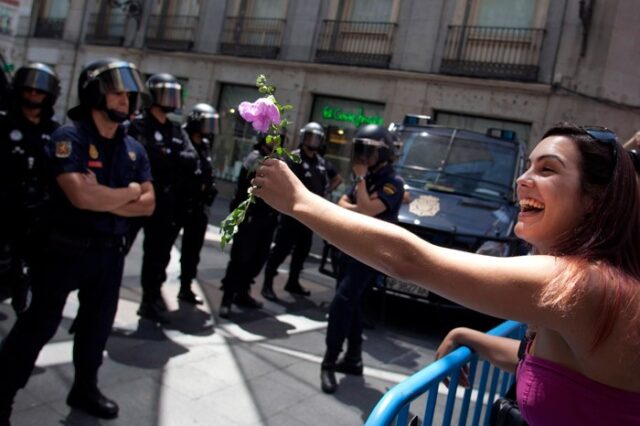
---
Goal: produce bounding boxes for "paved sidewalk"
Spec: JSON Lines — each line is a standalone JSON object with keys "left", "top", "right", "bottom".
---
{"left": 1, "top": 225, "right": 457, "bottom": 426}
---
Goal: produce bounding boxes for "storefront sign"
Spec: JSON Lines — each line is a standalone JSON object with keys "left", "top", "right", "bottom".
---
{"left": 322, "top": 105, "right": 383, "bottom": 127}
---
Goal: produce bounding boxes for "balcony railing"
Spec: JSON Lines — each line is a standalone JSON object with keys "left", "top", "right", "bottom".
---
{"left": 33, "top": 17, "right": 65, "bottom": 38}
{"left": 315, "top": 20, "right": 396, "bottom": 68}
{"left": 85, "top": 13, "right": 125, "bottom": 46}
{"left": 441, "top": 25, "right": 545, "bottom": 82}
{"left": 145, "top": 14, "right": 198, "bottom": 51}
{"left": 220, "top": 17, "right": 285, "bottom": 59}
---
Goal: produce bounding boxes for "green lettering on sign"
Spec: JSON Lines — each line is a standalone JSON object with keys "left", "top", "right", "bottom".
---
{"left": 322, "top": 105, "right": 383, "bottom": 127}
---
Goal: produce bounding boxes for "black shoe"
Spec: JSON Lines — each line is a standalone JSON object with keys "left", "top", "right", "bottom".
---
{"left": 67, "top": 387, "right": 119, "bottom": 419}
{"left": 137, "top": 301, "right": 169, "bottom": 324}
{"left": 234, "top": 293, "right": 263, "bottom": 309}
{"left": 284, "top": 283, "right": 310, "bottom": 296}
{"left": 177, "top": 288, "right": 203, "bottom": 305}
{"left": 334, "top": 357, "right": 363, "bottom": 376}
{"left": 261, "top": 287, "right": 278, "bottom": 302}
{"left": 219, "top": 303, "right": 231, "bottom": 319}
{"left": 320, "top": 367, "right": 338, "bottom": 394}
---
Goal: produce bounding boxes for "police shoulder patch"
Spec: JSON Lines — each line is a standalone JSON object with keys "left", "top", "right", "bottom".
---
{"left": 383, "top": 183, "right": 397, "bottom": 195}
{"left": 55, "top": 141, "right": 72, "bottom": 158}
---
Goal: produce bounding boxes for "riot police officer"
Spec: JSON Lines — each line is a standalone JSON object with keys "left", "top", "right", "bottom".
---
{"left": 219, "top": 134, "right": 280, "bottom": 318}
{"left": 128, "top": 73, "right": 198, "bottom": 323}
{"left": 0, "top": 58, "right": 154, "bottom": 422}
{"left": 179, "top": 103, "right": 219, "bottom": 304}
{"left": 0, "top": 63, "right": 60, "bottom": 314}
{"left": 261, "top": 122, "right": 329, "bottom": 300}
{"left": 320, "top": 124, "right": 404, "bottom": 394}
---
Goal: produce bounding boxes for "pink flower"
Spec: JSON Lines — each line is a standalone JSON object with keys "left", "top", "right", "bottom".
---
{"left": 238, "top": 97, "right": 280, "bottom": 133}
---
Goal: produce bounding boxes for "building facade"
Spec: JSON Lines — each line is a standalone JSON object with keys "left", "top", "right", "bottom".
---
{"left": 3, "top": 0, "right": 639, "bottom": 181}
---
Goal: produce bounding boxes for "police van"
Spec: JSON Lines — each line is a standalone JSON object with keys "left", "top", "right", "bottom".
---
{"left": 320, "top": 115, "right": 527, "bottom": 308}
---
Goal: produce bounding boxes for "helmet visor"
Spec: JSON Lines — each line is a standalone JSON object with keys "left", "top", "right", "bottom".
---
{"left": 351, "top": 138, "right": 383, "bottom": 166}
{"left": 95, "top": 63, "right": 146, "bottom": 96}
{"left": 303, "top": 132, "right": 324, "bottom": 149}
{"left": 200, "top": 112, "right": 220, "bottom": 135}
{"left": 18, "top": 68, "right": 59, "bottom": 96}
{"left": 149, "top": 82, "right": 182, "bottom": 109}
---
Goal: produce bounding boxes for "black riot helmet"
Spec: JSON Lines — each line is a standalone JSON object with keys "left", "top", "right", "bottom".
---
{"left": 146, "top": 73, "right": 182, "bottom": 112}
{"left": 299, "top": 122, "right": 325, "bottom": 150}
{"left": 350, "top": 124, "right": 397, "bottom": 170}
{"left": 68, "top": 58, "right": 147, "bottom": 122}
{"left": 186, "top": 103, "right": 219, "bottom": 137}
{"left": 12, "top": 62, "right": 60, "bottom": 109}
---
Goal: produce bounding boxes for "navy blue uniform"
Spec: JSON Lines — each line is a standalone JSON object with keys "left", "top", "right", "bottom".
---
{"left": 0, "top": 118, "right": 150, "bottom": 397}
{"left": 326, "top": 164, "right": 404, "bottom": 355}
{"left": 179, "top": 134, "right": 217, "bottom": 287}
{"left": 221, "top": 148, "right": 279, "bottom": 304}
{"left": 127, "top": 112, "right": 197, "bottom": 305}
{"left": 263, "top": 148, "right": 329, "bottom": 289}
{"left": 0, "top": 108, "right": 59, "bottom": 309}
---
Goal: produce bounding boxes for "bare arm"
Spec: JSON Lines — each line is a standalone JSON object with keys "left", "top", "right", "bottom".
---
{"left": 436, "top": 328, "right": 520, "bottom": 372}
{"left": 253, "top": 159, "right": 561, "bottom": 328}
{"left": 110, "top": 181, "right": 155, "bottom": 217}
{"left": 57, "top": 172, "right": 140, "bottom": 212}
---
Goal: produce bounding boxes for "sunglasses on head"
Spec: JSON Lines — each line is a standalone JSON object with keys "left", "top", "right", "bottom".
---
{"left": 582, "top": 126, "right": 618, "bottom": 166}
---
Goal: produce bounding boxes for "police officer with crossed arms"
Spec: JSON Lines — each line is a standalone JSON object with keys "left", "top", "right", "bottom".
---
{"left": 0, "top": 58, "right": 154, "bottom": 424}
{"left": 127, "top": 73, "right": 198, "bottom": 323}
{"left": 0, "top": 63, "right": 60, "bottom": 314}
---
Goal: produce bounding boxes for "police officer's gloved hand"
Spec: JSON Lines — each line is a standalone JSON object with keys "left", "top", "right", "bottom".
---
{"left": 10, "top": 261, "right": 31, "bottom": 315}
{"left": 0, "top": 242, "right": 12, "bottom": 275}
{"left": 204, "top": 184, "right": 218, "bottom": 206}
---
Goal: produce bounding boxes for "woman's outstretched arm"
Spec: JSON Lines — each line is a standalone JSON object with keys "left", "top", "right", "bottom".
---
{"left": 253, "top": 159, "right": 563, "bottom": 328}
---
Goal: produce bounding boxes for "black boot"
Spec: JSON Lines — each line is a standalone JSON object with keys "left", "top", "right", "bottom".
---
{"left": 177, "top": 283, "right": 203, "bottom": 305}
{"left": 320, "top": 350, "right": 339, "bottom": 394}
{"left": 335, "top": 341, "right": 363, "bottom": 376}
{"left": 260, "top": 276, "right": 278, "bottom": 301}
{"left": 137, "top": 298, "right": 169, "bottom": 324}
{"left": 284, "top": 278, "right": 310, "bottom": 296}
{"left": 67, "top": 381, "right": 119, "bottom": 419}
{"left": 0, "top": 389, "right": 16, "bottom": 426}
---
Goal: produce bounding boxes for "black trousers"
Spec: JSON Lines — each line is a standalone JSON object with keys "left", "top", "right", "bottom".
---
{"left": 0, "top": 233, "right": 126, "bottom": 394}
{"left": 179, "top": 202, "right": 210, "bottom": 286}
{"left": 221, "top": 212, "right": 278, "bottom": 304}
{"left": 325, "top": 255, "right": 378, "bottom": 354}
{"left": 263, "top": 215, "right": 313, "bottom": 283}
{"left": 140, "top": 198, "right": 185, "bottom": 301}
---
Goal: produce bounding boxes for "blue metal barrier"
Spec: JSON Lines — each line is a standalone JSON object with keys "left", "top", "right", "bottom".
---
{"left": 365, "top": 320, "right": 526, "bottom": 426}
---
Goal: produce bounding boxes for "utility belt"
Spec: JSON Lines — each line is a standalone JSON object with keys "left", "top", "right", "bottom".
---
{"left": 48, "top": 230, "right": 127, "bottom": 251}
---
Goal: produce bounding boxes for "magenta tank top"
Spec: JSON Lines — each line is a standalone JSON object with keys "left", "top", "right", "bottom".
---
{"left": 516, "top": 351, "right": 640, "bottom": 425}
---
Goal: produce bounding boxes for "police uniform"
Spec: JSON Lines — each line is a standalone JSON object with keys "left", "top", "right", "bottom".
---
{"left": 263, "top": 148, "right": 329, "bottom": 292}
{"left": 0, "top": 118, "right": 151, "bottom": 408}
{"left": 179, "top": 133, "right": 217, "bottom": 289}
{"left": 127, "top": 111, "right": 198, "bottom": 312}
{"left": 0, "top": 107, "right": 59, "bottom": 310}
{"left": 325, "top": 163, "right": 404, "bottom": 361}
{"left": 220, "top": 146, "right": 279, "bottom": 311}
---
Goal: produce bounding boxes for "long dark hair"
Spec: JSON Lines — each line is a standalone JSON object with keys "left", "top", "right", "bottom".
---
{"left": 539, "top": 123, "right": 640, "bottom": 348}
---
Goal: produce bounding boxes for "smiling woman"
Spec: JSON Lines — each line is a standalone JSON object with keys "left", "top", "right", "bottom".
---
{"left": 251, "top": 121, "right": 640, "bottom": 425}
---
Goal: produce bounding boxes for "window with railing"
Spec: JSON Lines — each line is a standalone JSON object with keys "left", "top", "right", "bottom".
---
{"left": 145, "top": 14, "right": 198, "bottom": 51}
{"left": 219, "top": 17, "right": 286, "bottom": 59}
{"left": 0, "top": 4, "right": 13, "bottom": 36}
{"left": 315, "top": 20, "right": 397, "bottom": 68}
{"left": 33, "top": 0, "right": 68, "bottom": 39}
{"left": 85, "top": 12, "right": 126, "bottom": 46}
{"left": 440, "top": 25, "right": 545, "bottom": 82}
